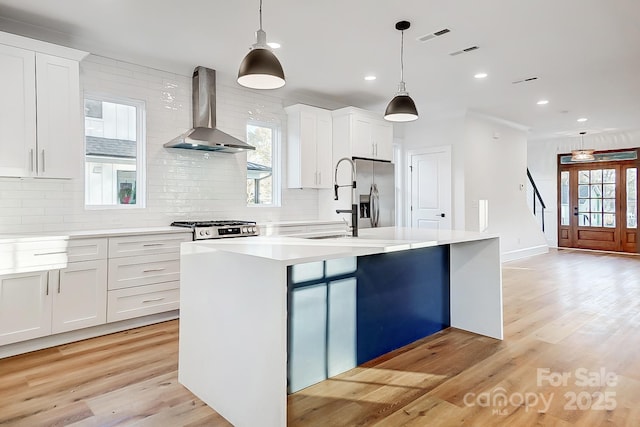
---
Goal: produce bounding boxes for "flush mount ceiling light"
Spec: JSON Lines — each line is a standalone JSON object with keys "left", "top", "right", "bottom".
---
{"left": 237, "top": 0, "right": 285, "bottom": 90}
{"left": 577, "top": 117, "right": 588, "bottom": 122}
{"left": 364, "top": 75, "right": 377, "bottom": 81}
{"left": 384, "top": 21, "right": 419, "bottom": 122}
{"left": 474, "top": 72, "right": 488, "bottom": 79}
{"left": 571, "top": 131, "right": 595, "bottom": 162}
{"left": 537, "top": 99, "right": 549, "bottom": 105}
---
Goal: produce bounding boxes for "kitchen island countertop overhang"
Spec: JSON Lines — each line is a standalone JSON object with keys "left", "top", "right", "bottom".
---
{"left": 178, "top": 227, "right": 503, "bottom": 427}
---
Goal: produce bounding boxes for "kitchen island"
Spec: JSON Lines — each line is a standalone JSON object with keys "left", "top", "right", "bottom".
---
{"left": 178, "top": 227, "right": 502, "bottom": 427}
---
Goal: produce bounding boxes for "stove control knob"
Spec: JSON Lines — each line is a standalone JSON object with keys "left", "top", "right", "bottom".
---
{"left": 242, "top": 227, "right": 247, "bottom": 233}
{"left": 205, "top": 230, "right": 211, "bottom": 235}
{"left": 252, "top": 226, "right": 257, "bottom": 233}
{"left": 199, "top": 230, "right": 206, "bottom": 236}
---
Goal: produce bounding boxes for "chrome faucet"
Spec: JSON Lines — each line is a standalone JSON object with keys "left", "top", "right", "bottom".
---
{"left": 334, "top": 157, "right": 358, "bottom": 237}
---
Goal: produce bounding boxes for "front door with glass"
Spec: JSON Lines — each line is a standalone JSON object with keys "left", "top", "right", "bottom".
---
{"left": 558, "top": 151, "right": 638, "bottom": 253}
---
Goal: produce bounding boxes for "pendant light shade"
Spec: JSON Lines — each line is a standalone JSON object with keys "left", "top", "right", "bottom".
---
{"left": 237, "top": 1, "right": 285, "bottom": 90}
{"left": 571, "top": 131, "right": 595, "bottom": 162}
{"left": 385, "top": 21, "right": 418, "bottom": 122}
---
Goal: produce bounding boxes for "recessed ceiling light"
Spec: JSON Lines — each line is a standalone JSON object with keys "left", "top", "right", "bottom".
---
{"left": 267, "top": 42, "right": 281, "bottom": 49}
{"left": 364, "top": 75, "right": 377, "bottom": 81}
{"left": 537, "top": 99, "right": 549, "bottom": 105}
{"left": 577, "top": 117, "right": 588, "bottom": 122}
{"left": 474, "top": 72, "right": 488, "bottom": 79}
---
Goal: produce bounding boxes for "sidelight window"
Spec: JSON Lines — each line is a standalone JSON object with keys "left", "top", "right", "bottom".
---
{"left": 628, "top": 168, "right": 637, "bottom": 228}
{"left": 560, "top": 171, "right": 570, "bottom": 226}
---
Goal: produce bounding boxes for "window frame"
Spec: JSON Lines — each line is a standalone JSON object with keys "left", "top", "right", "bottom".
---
{"left": 246, "top": 120, "right": 281, "bottom": 207}
{"left": 83, "top": 93, "right": 147, "bottom": 210}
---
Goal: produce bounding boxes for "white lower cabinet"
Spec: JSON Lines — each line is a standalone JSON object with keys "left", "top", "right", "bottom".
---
{"left": 105, "top": 233, "right": 186, "bottom": 323}
{"left": 107, "top": 253, "right": 181, "bottom": 290}
{"left": 0, "top": 231, "right": 188, "bottom": 351}
{"left": 0, "top": 270, "right": 51, "bottom": 346}
{"left": 107, "top": 281, "right": 180, "bottom": 322}
{"left": 52, "top": 259, "right": 108, "bottom": 334}
{"left": 0, "top": 242, "right": 108, "bottom": 345}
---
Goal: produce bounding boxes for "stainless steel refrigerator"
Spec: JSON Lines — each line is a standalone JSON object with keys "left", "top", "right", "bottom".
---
{"left": 354, "top": 158, "right": 395, "bottom": 229}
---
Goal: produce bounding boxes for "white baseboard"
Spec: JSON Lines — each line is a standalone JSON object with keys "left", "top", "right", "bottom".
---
{"left": 501, "top": 245, "right": 549, "bottom": 262}
{"left": 0, "top": 310, "right": 179, "bottom": 359}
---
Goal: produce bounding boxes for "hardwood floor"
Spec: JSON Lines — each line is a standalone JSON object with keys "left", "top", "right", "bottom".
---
{"left": 1, "top": 248, "right": 639, "bottom": 426}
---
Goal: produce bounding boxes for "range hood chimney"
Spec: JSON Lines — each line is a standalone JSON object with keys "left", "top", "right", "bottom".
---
{"left": 164, "top": 67, "right": 255, "bottom": 153}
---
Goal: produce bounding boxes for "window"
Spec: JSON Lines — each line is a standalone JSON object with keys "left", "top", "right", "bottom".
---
{"left": 247, "top": 122, "right": 280, "bottom": 206}
{"left": 84, "top": 95, "right": 145, "bottom": 208}
{"left": 577, "top": 168, "right": 616, "bottom": 227}
{"left": 560, "top": 171, "right": 570, "bottom": 226}
{"left": 627, "top": 168, "right": 637, "bottom": 228}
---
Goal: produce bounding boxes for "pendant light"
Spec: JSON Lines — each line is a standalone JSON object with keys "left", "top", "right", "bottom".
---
{"left": 237, "top": 0, "right": 285, "bottom": 90}
{"left": 384, "top": 21, "right": 419, "bottom": 122}
{"left": 571, "top": 131, "right": 595, "bottom": 162}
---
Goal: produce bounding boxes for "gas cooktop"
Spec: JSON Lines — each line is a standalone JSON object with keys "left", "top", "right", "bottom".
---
{"left": 171, "top": 220, "right": 259, "bottom": 240}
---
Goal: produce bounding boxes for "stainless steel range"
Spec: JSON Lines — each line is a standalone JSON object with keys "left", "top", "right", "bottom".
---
{"left": 171, "top": 220, "right": 259, "bottom": 240}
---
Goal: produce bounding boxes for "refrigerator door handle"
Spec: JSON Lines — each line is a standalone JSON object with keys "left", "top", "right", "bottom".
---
{"left": 369, "top": 184, "right": 375, "bottom": 227}
{"left": 371, "top": 184, "right": 380, "bottom": 227}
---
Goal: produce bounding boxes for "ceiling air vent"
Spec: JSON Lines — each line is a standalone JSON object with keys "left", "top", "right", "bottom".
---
{"left": 449, "top": 45, "right": 479, "bottom": 56}
{"left": 417, "top": 28, "right": 451, "bottom": 42}
{"left": 512, "top": 76, "right": 539, "bottom": 84}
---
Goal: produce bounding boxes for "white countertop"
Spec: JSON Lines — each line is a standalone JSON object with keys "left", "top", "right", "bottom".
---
{"left": 0, "top": 226, "right": 191, "bottom": 244}
{"left": 183, "top": 227, "right": 499, "bottom": 265}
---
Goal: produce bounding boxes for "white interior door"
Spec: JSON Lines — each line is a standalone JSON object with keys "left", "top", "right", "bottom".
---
{"left": 409, "top": 146, "right": 452, "bottom": 230}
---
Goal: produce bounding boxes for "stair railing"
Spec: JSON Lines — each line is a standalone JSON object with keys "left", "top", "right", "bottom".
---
{"left": 527, "top": 168, "right": 546, "bottom": 232}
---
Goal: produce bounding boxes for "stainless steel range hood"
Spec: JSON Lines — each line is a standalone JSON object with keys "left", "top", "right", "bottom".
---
{"left": 164, "top": 67, "right": 255, "bottom": 153}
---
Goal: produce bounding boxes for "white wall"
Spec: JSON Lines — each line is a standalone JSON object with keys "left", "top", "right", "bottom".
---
{"left": 401, "top": 112, "right": 548, "bottom": 260}
{"left": 463, "top": 114, "right": 547, "bottom": 259}
{"left": 527, "top": 129, "right": 640, "bottom": 247}
{"left": 402, "top": 114, "right": 466, "bottom": 229}
{"left": 0, "top": 55, "right": 332, "bottom": 234}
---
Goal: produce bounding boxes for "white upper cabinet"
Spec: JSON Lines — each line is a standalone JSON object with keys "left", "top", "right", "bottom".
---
{"left": 332, "top": 107, "right": 394, "bottom": 162}
{"left": 286, "top": 104, "right": 333, "bottom": 189}
{"left": 35, "top": 53, "right": 83, "bottom": 179}
{"left": 0, "top": 44, "right": 36, "bottom": 177}
{"left": 0, "top": 31, "right": 87, "bottom": 178}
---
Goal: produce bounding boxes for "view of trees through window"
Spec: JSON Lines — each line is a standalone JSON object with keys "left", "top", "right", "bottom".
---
{"left": 247, "top": 123, "right": 276, "bottom": 205}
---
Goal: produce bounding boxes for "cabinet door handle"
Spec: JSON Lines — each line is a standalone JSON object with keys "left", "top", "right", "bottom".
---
{"left": 30, "top": 149, "right": 35, "bottom": 172}
{"left": 142, "top": 297, "right": 165, "bottom": 303}
{"left": 45, "top": 272, "right": 49, "bottom": 296}
{"left": 143, "top": 268, "right": 166, "bottom": 273}
{"left": 34, "top": 251, "right": 67, "bottom": 256}
{"left": 143, "top": 243, "right": 164, "bottom": 247}
{"left": 41, "top": 149, "right": 45, "bottom": 173}
{"left": 318, "top": 171, "right": 321, "bottom": 185}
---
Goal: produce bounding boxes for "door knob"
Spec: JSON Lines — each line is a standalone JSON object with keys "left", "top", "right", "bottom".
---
{"left": 438, "top": 213, "right": 445, "bottom": 218}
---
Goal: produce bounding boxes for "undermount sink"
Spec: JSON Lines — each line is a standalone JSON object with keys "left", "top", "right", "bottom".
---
{"left": 304, "top": 234, "right": 350, "bottom": 240}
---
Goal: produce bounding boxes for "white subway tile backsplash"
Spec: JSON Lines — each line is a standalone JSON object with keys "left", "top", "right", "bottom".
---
{"left": 0, "top": 54, "right": 320, "bottom": 234}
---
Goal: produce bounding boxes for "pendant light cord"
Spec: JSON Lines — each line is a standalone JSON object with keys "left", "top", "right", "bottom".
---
{"left": 259, "top": 0, "right": 263, "bottom": 30}
{"left": 400, "top": 29, "right": 405, "bottom": 83}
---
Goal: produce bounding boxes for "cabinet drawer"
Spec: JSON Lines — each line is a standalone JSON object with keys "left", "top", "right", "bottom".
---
{"left": 108, "top": 233, "right": 191, "bottom": 258}
{"left": 108, "top": 253, "right": 180, "bottom": 290}
{"left": 107, "top": 281, "right": 179, "bottom": 322}
{"left": 0, "top": 239, "right": 68, "bottom": 274}
{"left": 67, "top": 238, "right": 107, "bottom": 262}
